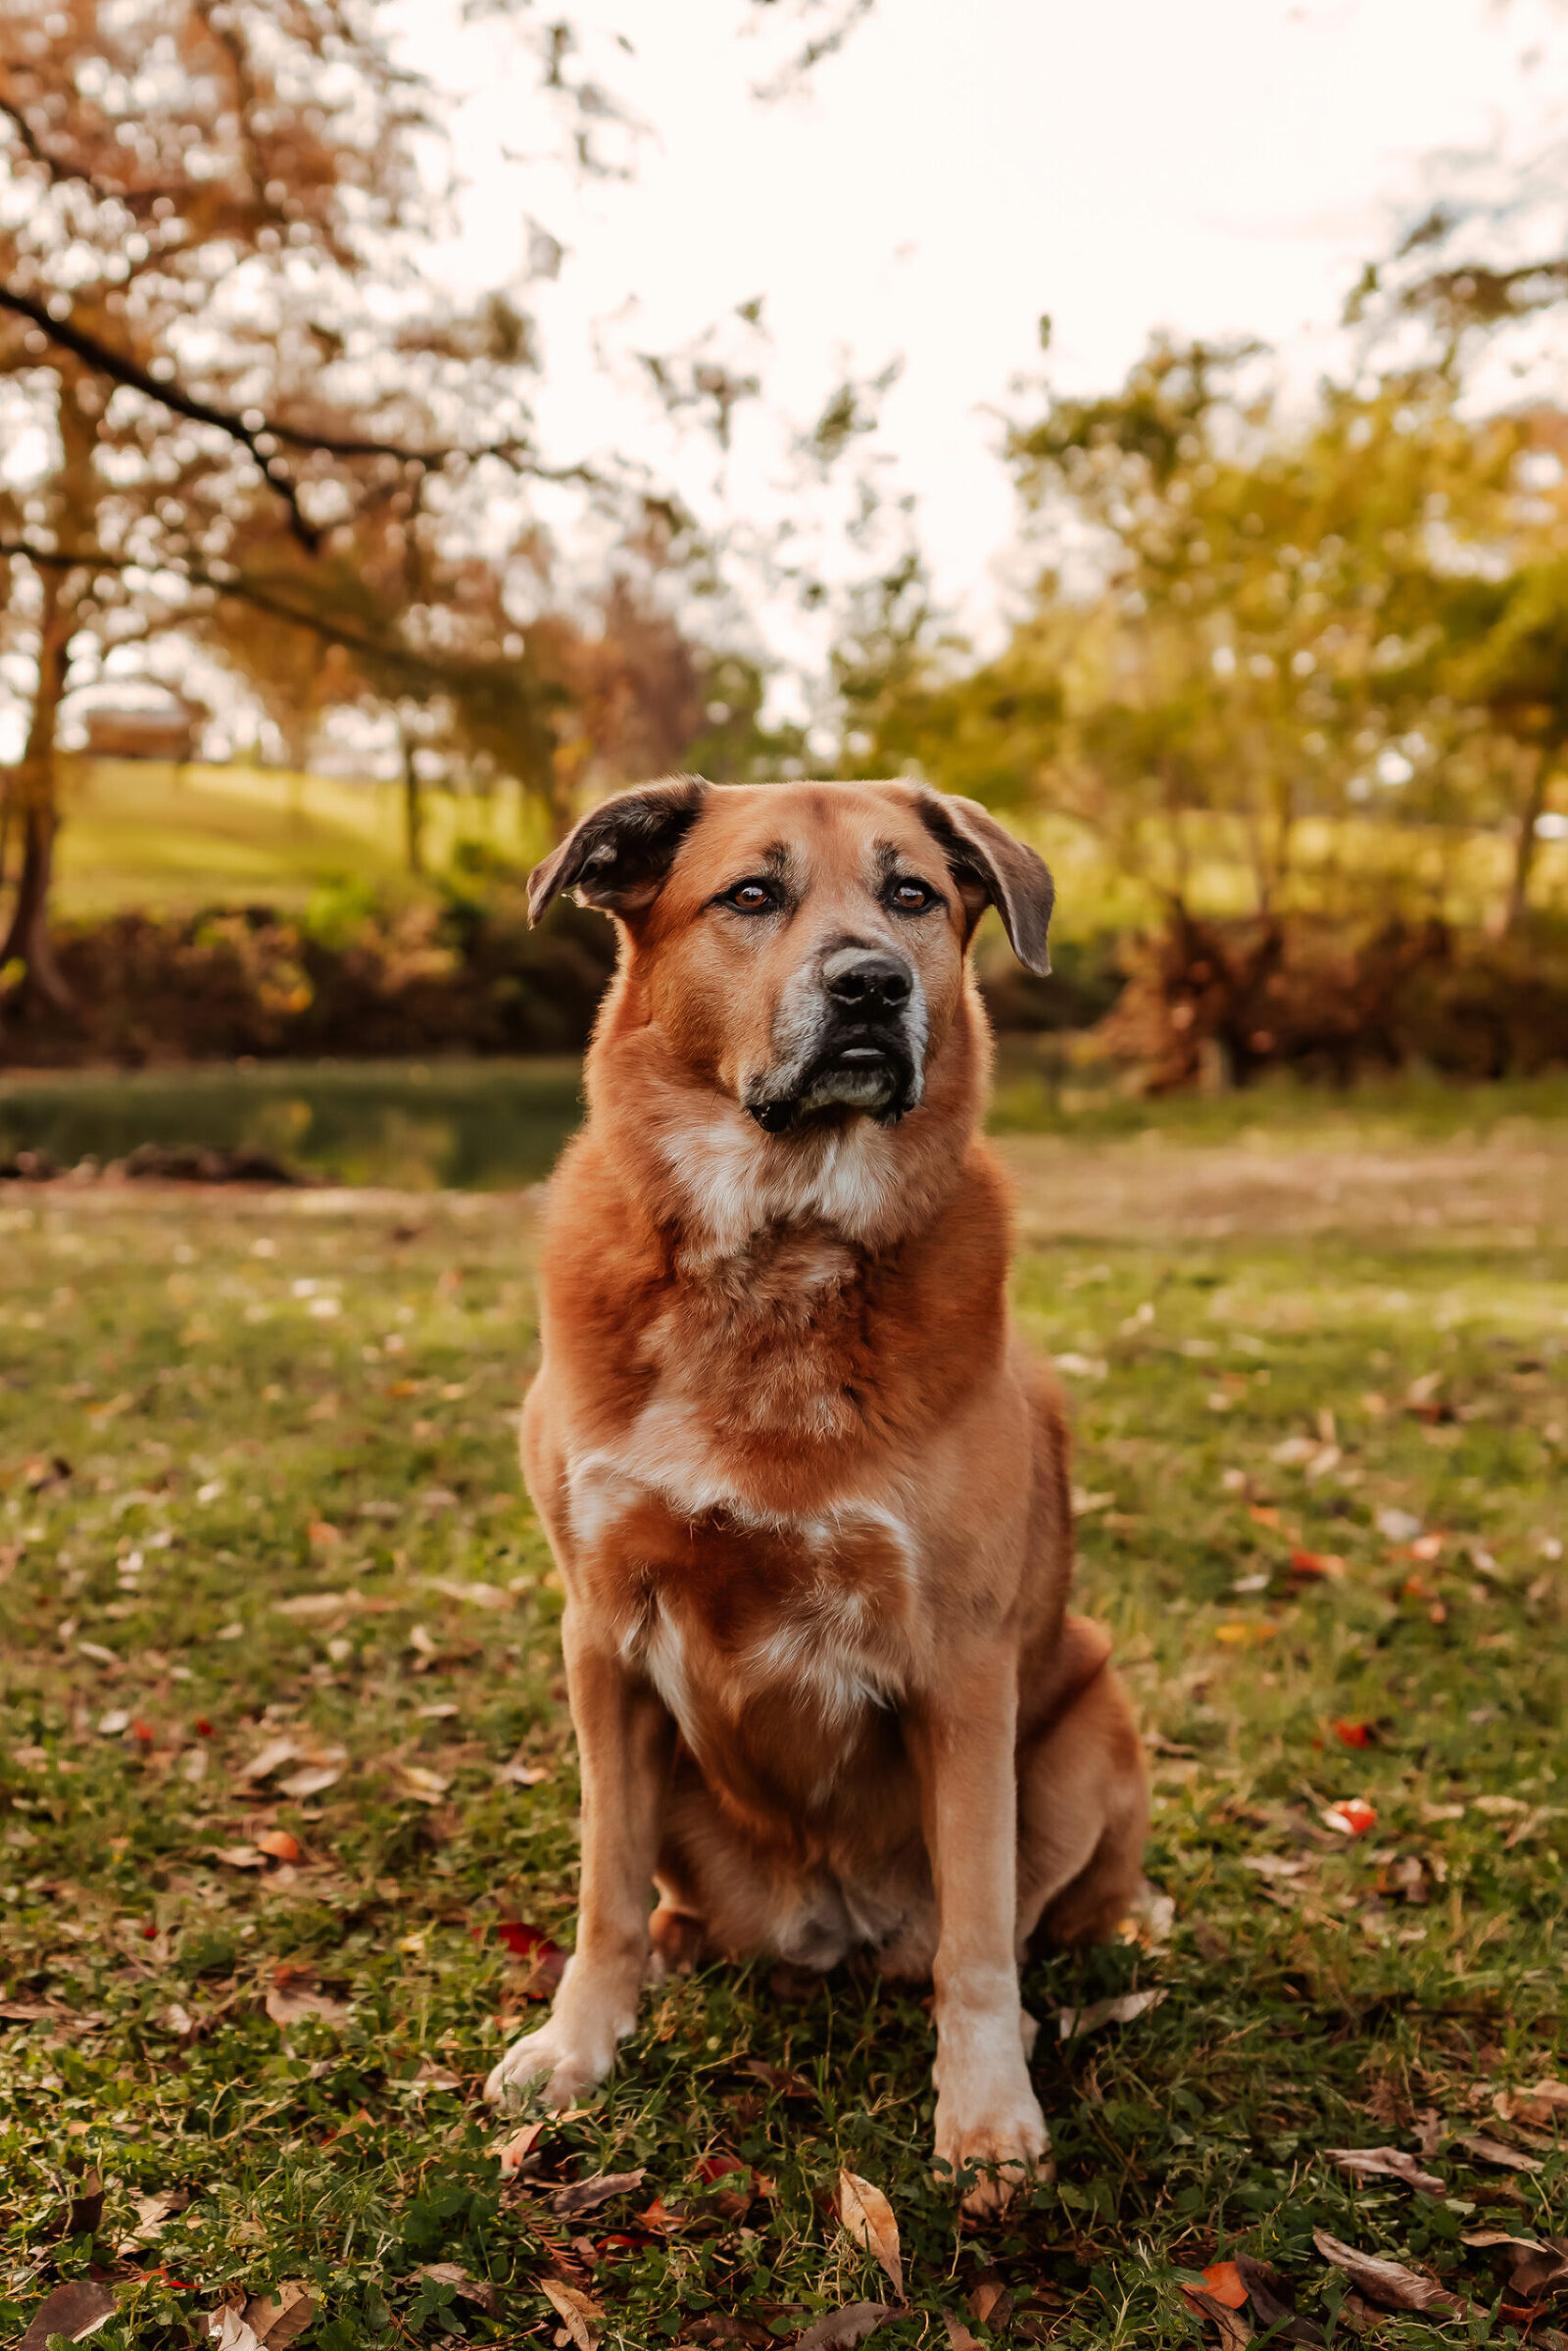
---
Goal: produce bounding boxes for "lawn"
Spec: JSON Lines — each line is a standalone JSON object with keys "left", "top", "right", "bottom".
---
{"left": 1, "top": 1131, "right": 1564, "bottom": 2351}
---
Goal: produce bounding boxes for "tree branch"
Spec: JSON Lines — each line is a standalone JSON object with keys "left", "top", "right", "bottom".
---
{"left": 0, "top": 284, "right": 603, "bottom": 545}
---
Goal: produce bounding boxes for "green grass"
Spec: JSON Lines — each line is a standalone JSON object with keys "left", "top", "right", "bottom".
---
{"left": 52, "top": 759, "right": 552, "bottom": 916}
{"left": 1, "top": 1158, "right": 1564, "bottom": 2351}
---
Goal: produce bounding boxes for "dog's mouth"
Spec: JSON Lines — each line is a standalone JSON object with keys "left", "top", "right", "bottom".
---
{"left": 746, "top": 1035, "right": 916, "bottom": 1136}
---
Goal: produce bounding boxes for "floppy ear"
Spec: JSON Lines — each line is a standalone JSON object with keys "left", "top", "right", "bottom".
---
{"left": 526, "top": 775, "right": 710, "bottom": 926}
{"left": 915, "top": 791, "right": 1055, "bottom": 974}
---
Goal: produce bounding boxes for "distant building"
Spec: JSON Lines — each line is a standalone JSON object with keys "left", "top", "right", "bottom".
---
{"left": 80, "top": 690, "right": 208, "bottom": 762}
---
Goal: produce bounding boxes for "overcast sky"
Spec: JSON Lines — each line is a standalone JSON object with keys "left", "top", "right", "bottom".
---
{"left": 399, "top": 0, "right": 1568, "bottom": 670}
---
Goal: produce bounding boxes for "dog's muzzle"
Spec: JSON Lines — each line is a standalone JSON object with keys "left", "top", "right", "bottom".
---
{"left": 746, "top": 947, "right": 922, "bottom": 1134}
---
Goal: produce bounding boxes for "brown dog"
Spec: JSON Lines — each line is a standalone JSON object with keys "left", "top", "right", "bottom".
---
{"left": 485, "top": 776, "right": 1148, "bottom": 2211}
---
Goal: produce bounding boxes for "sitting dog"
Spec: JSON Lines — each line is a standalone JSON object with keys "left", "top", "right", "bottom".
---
{"left": 485, "top": 776, "right": 1148, "bottom": 2211}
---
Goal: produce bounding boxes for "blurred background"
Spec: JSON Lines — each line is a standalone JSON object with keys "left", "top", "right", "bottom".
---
{"left": 5, "top": 0, "right": 1568, "bottom": 1185}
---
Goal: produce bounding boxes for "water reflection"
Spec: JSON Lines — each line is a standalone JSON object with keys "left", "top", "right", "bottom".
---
{"left": 0, "top": 1060, "right": 586, "bottom": 1191}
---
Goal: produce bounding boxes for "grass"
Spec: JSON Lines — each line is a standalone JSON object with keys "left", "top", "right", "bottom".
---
{"left": 52, "top": 759, "right": 550, "bottom": 917}
{"left": 0, "top": 1141, "right": 1565, "bottom": 2351}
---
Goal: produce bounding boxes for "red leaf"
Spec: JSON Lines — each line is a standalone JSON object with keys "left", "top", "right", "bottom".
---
{"left": 1322, "top": 1797, "right": 1377, "bottom": 1837}
{"left": 696, "top": 2155, "right": 747, "bottom": 2183}
{"left": 497, "top": 1921, "right": 565, "bottom": 1978}
{"left": 194, "top": 1719, "right": 215, "bottom": 1738}
{"left": 140, "top": 1921, "right": 158, "bottom": 1939}
{"left": 1200, "top": 2262, "right": 1249, "bottom": 2309}
{"left": 255, "top": 1830, "right": 301, "bottom": 1863}
{"left": 1333, "top": 1720, "right": 1371, "bottom": 1747}
{"left": 131, "top": 1719, "right": 155, "bottom": 1743}
{"left": 1291, "top": 1548, "right": 1347, "bottom": 1581}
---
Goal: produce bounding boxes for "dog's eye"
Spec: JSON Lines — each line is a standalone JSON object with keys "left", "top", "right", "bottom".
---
{"left": 888, "top": 877, "right": 937, "bottom": 912}
{"left": 721, "top": 879, "right": 775, "bottom": 913}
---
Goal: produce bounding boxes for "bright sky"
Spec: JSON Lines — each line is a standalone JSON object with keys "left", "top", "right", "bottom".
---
{"left": 401, "top": 0, "right": 1568, "bottom": 675}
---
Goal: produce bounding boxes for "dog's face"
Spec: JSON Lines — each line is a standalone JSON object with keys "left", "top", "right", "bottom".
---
{"left": 529, "top": 779, "right": 1053, "bottom": 1135}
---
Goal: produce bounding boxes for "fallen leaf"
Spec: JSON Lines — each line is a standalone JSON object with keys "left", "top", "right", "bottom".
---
{"left": 254, "top": 1830, "right": 301, "bottom": 1863}
{"left": 1200, "top": 2264, "right": 1250, "bottom": 2309}
{"left": 797, "top": 2304, "right": 902, "bottom": 2351}
{"left": 1291, "top": 1549, "right": 1347, "bottom": 1581}
{"left": 1494, "top": 2081, "right": 1568, "bottom": 2127}
{"left": 413, "top": 2057, "right": 463, "bottom": 2091}
{"left": 966, "top": 2276, "right": 1012, "bottom": 2327}
{"left": 1215, "top": 1621, "right": 1276, "bottom": 1645}
{"left": 1456, "top": 2131, "right": 1544, "bottom": 2174}
{"left": 837, "top": 2170, "right": 903, "bottom": 2297}
{"left": 416, "top": 2264, "right": 500, "bottom": 2317}
{"left": 1324, "top": 2146, "right": 1445, "bottom": 2194}
{"left": 1058, "top": 1987, "right": 1167, "bottom": 2037}
{"left": 497, "top": 2118, "right": 546, "bottom": 2176}
{"left": 497, "top": 1757, "right": 551, "bottom": 1786}
{"left": 1461, "top": 2232, "right": 1568, "bottom": 2300}
{"left": 212, "top": 1844, "right": 268, "bottom": 1869}
{"left": 1178, "top": 2286, "right": 1251, "bottom": 2349}
{"left": 265, "top": 1984, "right": 349, "bottom": 2031}
{"left": 1376, "top": 1507, "right": 1423, "bottom": 1544}
{"left": 551, "top": 2167, "right": 648, "bottom": 2221}
{"left": 1233, "top": 2255, "right": 1326, "bottom": 2348}
{"left": 943, "top": 2318, "right": 984, "bottom": 2351}
{"left": 540, "top": 2278, "right": 602, "bottom": 2350}
{"left": 20, "top": 2280, "right": 118, "bottom": 2351}
{"left": 1332, "top": 1720, "right": 1372, "bottom": 1747}
{"left": 1312, "top": 2230, "right": 1470, "bottom": 2316}
{"left": 395, "top": 1762, "right": 451, "bottom": 1803}
{"left": 234, "top": 1738, "right": 300, "bottom": 1784}
{"left": 497, "top": 1920, "right": 566, "bottom": 1981}
{"left": 272, "top": 1592, "right": 357, "bottom": 1618}
{"left": 277, "top": 1763, "right": 344, "bottom": 1799}
{"left": 1321, "top": 1799, "right": 1377, "bottom": 1837}
{"left": 117, "top": 2186, "right": 188, "bottom": 2251}
{"left": 241, "top": 2283, "right": 315, "bottom": 2348}
{"left": 206, "top": 2311, "right": 265, "bottom": 2351}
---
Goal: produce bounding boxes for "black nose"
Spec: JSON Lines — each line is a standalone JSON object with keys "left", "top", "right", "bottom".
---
{"left": 821, "top": 947, "right": 913, "bottom": 1012}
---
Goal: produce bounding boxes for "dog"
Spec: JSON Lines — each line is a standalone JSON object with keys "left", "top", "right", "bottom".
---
{"left": 484, "top": 775, "right": 1148, "bottom": 2212}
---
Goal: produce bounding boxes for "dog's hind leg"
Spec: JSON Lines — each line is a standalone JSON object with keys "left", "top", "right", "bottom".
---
{"left": 1014, "top": 1618, "right": 1149, "bottom": 1954}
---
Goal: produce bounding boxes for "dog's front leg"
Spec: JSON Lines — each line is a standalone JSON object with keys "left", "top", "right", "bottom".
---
{"left": 906, "top": 1651, "right": 1049, "bottom": 2215}
{"left": 485, "top": 1612, "right": 671, "bottom": 2112}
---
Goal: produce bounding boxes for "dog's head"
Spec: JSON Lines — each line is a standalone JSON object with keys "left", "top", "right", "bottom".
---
{"left": 529, "top": 777, "right": 1053, "bottom": 1136}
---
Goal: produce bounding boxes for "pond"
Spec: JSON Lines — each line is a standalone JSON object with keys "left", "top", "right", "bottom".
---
{"left": 0, "top": 1059, "right": 587, "bottom": 1191}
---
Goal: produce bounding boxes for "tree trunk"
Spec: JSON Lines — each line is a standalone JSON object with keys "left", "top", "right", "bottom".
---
{"left": 0, "top": 566, "right": 74, "bottom": 1008}
{"left": 1501, "top": 745, "right": 1551, "bottom": 938}
{"left": 400, "top": 716, "right": 424, "bottom": 875}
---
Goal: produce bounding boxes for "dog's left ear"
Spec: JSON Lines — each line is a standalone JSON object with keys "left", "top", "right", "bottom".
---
{"left": 915, "top": 791, "right": 1054, "bottom": 974}
{"left": 527, "top": 775, "right": 710, "bottom": 925}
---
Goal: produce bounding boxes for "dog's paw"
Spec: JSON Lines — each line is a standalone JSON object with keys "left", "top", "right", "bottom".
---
{"left": 483, "top": 2026, "right": 612, "bottom": 2113}
{"left": 933, "top": 2090, "right": 1052, "bottom": 2217}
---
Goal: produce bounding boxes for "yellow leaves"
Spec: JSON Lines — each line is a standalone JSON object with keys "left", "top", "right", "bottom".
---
{"left": 837, "top": 2169, "right": 903, "bottom": 2298}
{"left": 1214, "top": 1620, "right": 1275, "bottom": 1646}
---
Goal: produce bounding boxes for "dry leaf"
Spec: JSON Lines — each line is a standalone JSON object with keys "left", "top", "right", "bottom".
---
{"left": 412, "top": 2057, "right": 463, "bottom": 2091}
{"left": 19, "top": 2279, "right": 117, "bottom": 2351}
{"left": 943, "top": 2316, "right": 984, "bottom": 2351}
{"left": 241, "top": 2283, "right": 315, "bottom": 2349}
{"left": 1057, "top": 1987, "right": 1167, "bottom": 2037}
{"left": 117, "top": 2186, "right": 187, "bottom": 2251}
{"left": 1290, "top": 1550, "right": 1347, "bottom": 1581}
{"left": 416, "top": 2264, "right": 500, "bottom": 2317}
{"left": 1321, "top": 1799, "right": 1377, "bottom": 1837}
{"left": 497, "top": 2118, "right": 547, "bottom": 2176}
{"left": 551, "top": 2167, "right": 647, "bottom": 2221}
{"left": 797, "top": 2304, "right": 902, "bottom": 2351}
{"left": 1179, "top": 2285, "right": 1252, "bottom": 2350}
{"left": 967, "top": 2276, "right": 1012, "bottom": 2327}
{"left": 1456, "top": 2131, "right": 1544, "bottom": 2174}
{"left": 272, "top": 1592, "right": 357, "bottom": 1618}
{"left": 1462, "top": 2232, "right": 1568, "bottom": 2300}
{"left": 206, "top": 2310, "right": 265, "bottom": 2351}
{"left": 212, "top": 1844, "right": 269, "bottom": 1869}
{"left": 837, "top": 2169, "right": 904, "bottom": 2297}
{"left": 235, "top": 1738, "right": 300, "bottom": 1785}
{"left": 395, "top": 1762, "right": 451, "bottom": 1803}
{"left": 254, "top": 1830, "right": 301, "bottom": 1863}
{"left": 1324, "top": 2146, "right": 1445, "bottom": 2194}
{"left": 1495, "top": 2080, "right": 1568, "bottom": 2127}
{"left": 1312, "top": 2230, "right": 1470, "bottom": 2316}
{"left": 540, "top": 2278, "right": 602, "bottom": 2350}
{"left": 277, "top": 1763, "right": 343, "bottom": 1799}
{"left": 1233, "top": 2256, "right": 1325, "bottom": 2348}
{"left": 52, "top": 2163, "right": 104, "bottom": 2238}
{"left": 265, "top": 1984, "right": 349, "bottom": 2031}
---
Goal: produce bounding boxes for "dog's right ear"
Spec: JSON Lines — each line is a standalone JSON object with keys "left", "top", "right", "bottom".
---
{"left": 526, "top": 775, "right": 710, "bottom": 925}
